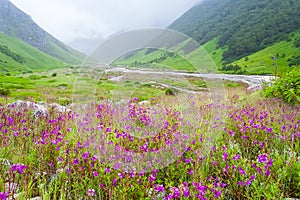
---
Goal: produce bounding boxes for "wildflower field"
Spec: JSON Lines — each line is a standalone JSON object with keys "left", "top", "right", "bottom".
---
{"left": 0, "top": 92, "right": 299, "bottom": 199}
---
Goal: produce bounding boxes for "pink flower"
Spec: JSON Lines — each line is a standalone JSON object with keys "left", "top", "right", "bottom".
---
{"left": 0, "top": 192, "right": 7, "bottom": 200}
{"left": 222, "top": 152, "right": 228, "bottom": 162}
{"left": 82, "top": 152, "right": 89, "bottom": 160}
{"left": 13, "top": 131, "right": 19, "bottom": 137}
{"left": 88, "top": 189, "right": 95, "bottom": 196}
{"left": 104, "top": 168, "right": 111, "bottom": 173}
{"left": 233, "top": 154, "right": 240, "bottom": 161}
{"left": 154, "top": 184, "right": 164, "bottom": 192}
{"left": 258, "top": 154, "right": 268, "bottom": 163}
{"left": 93, "top": 171, "right": 99, "bottom": 177}
{"left": 72, "top": 158, "right": 79, "bottom": 165}
{"left": 149, "top": 174, "right": 156, "bottom": 183}
{"left": 11, "top": 163, "right": 26, "bottom": 174}
{"left": 118, "top": 172, "right": 124, "bottom": 179}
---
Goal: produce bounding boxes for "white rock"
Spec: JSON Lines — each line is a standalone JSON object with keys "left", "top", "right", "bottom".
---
{"left": 28, "top": 197, "right": 42, "bottom": 200}
{"left": 138, "top": 100, "right": 150, "bottom": 106}
{"left": 48, "top": 103, "right": 71, "bottom": 113}
{"left": 10, "top": 100, "right": 48, "bottom": 118}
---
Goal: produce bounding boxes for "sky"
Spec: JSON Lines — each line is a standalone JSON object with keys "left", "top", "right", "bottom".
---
{"left": 10, "top": 0, "right": 203, "bottom": 45}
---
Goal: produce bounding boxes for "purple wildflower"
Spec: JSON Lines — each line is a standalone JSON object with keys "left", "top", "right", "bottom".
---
{"left": 222, "top": 152, "right": 228, "bottom": 162}
{"left": 72, "top": 158, "right": 79, "bottom": 165}
{"left": 149, "top": 174, "right": 156, "bottom": 183}
{"left": 88, "top": 189, "right": 95, "bottom": 196}
{"left": 267, "top": 158, "right": 273, "bottom": 167}
{"left": 13, "top": 131, "right": 19, "bottom": 137}
{"left": 118, "top": 172, "right": 124, "bottom": 179}
{"left": 11, "top": 163, "right": 26, "bottom": 174}
{"left": 154, "top": 184, "right": 164, "bottom": 193}
{"left": 213, "top": 189, "right": 221, "bottom": 199}
{"left": 112, "top": 179, "right": 117, "bottom": 186}
{"left": 104, "top": 168, "right": 111, "bottom": 173}
{"left": 266, "top": 127, "right": 273, "bottom": 133}
{"left": 93, "top": 171, "right": 99, "bottom": 177}
{"left": 233, "top": 154, "right": 240, "bottom": 161}
{"left": 0, "top": 192, "right": 7, "bottom": 200}
{"left": 82, "top": 151, "right": 89, "bottom": 160}
{"left": 258, "top": 154, "right": 268, "bottom": 163}
{"left": 238, "top": 167, "right": 246, "bottom": 176}
{"left": 228, "top": 130, "right": 236, "bottom": 136}
{"left": 238, "top": 181, "right": 244, "bottom": 186}
{"left": 245, "top": 175, "right": 256, "bottom": 186}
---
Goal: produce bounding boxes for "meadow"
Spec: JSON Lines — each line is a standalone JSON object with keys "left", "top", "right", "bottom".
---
{"left": 0, "top": 66, "right": 299, "bottom": 199}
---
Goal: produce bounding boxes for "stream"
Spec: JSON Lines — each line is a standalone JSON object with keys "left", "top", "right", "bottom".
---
{"left": 104, "top": 67, "right": 275, "bottom": 91}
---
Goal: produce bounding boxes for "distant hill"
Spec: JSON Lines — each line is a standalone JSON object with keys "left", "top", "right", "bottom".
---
{"left": 0, "top": 32, "right": 67, "bottom": 74}
{"left": 169, "top": 0, "right": 300, "bottom": 66}
{"left": 115, "top": 0, "right": 300, "bottom": 74}
{"left": 0, "top": 0, "right": 84, "bottom": 64}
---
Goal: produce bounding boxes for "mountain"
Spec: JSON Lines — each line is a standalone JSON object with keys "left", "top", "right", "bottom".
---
{"left": 67, "top": 36, "right": 103, "bottom": 55}
{"left": 169, "top": 0, "right": 300, "bottom": 69}
{"left": 0, "top": 0, "right": 84, "bottom": 64}
{"left": 113, "top": 0, "right": 300, "bottom": 74}
{"left": 0, "top": 31, "right": 67, "bottom": 74}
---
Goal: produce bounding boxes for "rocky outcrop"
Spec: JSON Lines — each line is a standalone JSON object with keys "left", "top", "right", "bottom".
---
{"left": 9, "top": 100, "right": 71, "bottom": 118}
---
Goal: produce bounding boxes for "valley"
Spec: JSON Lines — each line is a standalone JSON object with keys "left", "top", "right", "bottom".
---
{"left": 0, "top": 0, "right": 299, "bottom": 199}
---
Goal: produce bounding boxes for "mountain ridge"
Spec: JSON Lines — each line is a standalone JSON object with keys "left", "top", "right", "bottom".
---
{"left": 0, "top": 0, "right": 85, "bottom": 64}
{"left": 169, "top": 0, "right": 300, "bottom": 65}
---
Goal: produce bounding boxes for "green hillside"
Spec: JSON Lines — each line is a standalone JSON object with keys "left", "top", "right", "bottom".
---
{"left": 0, "top": 32, "right": 67, "bottom": 74}
{"left": 170, "top": 0, "right": 300, "bottom": 64}
{"left": 0, "top": 0, "right": 85, "bottom": 64}
{"left": 113, "top": 0, "right": 300, "bottom": 74}
{"left": 231, "top": 32, "right": 300, "bottom": 74}
{"left": 113, "top": 48, "right": 195, "bottom": 71}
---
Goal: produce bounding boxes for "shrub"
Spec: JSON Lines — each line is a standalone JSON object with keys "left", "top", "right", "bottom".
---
{"left": 58, "top": 83, "right": 68, "bottom": 87}
{"left": 263, "top": 67, "right": 300, "bottom": 104}
{"left": 51, "top": 72, "right": 57, "bottom": 77}
{"left": 0, "top": 87, "right": 11, "bottom": 96}
{"left": 59, "top": 97, "right": 72, "bottom": 106}
{"left": 28, "top": 75, "right": 43, "bottom": 80}
{"left": 165, "top": 88, "right": 176, "bottom": 95}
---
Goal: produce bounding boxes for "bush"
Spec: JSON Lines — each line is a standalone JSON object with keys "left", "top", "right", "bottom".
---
{"left": 28, "top": 75, "right": 43, "bottom": 80}
{"left": 51, "top": 72, "right": 57, "bottom": 77}
{"left": 263, "top": 67, "right": 300, "bottom": 104}
{"left": 165, "top": 88, "right": 176, "bottom": 95}
{"left": 59, "top": 97, "right": 72, "bottom": 106}
{"left": 0, "top": 87, "right": 11, "bottom": 96}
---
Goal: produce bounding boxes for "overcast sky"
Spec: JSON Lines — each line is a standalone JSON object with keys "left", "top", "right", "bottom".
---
{"left": 10, "top": 0, "right": 202, "bottom": 44}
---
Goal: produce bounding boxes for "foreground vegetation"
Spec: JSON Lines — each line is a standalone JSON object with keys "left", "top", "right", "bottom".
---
{"left": 0, "top": 64, "right": 299, "bottom": 199}
{"left": 0, "top": 93, "right": 299, "bottom": 199}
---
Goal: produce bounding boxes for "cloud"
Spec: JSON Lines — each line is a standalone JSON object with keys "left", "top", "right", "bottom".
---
{"left": 10, "top": 0, "right": 202, "bottom": 43}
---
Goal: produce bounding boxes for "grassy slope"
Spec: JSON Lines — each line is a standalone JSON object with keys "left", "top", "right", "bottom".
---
{"left": 112, "top": 31, "right": 300, "bottom": 75}
{"left": 0, "top": 32, "right": 67, "bottom": 74}
{"left": 47, "top": 37, "right": 85, "bottom": 64}
{"left": 113, "top": 37, "right": 226, "bottom": 72}
{"left": 232, "top": 31, "right": 300, "bottom": 74}
{"left": 113, "top": 48, "right": 195, "bottom": 71}
{"left": 185, "top": 37, "right": 227, "bottom": 72}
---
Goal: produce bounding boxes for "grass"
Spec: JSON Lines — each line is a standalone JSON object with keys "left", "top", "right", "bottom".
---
{"left": 113, "top": 48, "right": 195, "bottom": 71}
{"left": 0, "top": 32, "right": 68, "bottom": 74}
{"left": 231, "top": 31, "right": 300, "bottom": 75}
{"left": 199, "top": 37, "right": 226, "bottom": 68}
